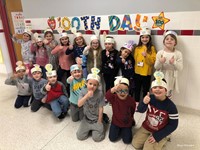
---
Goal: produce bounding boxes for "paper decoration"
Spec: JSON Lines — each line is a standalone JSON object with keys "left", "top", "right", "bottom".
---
{"left": 134, "top": 14, "right": 148, "bottom": 32}
{"left": 11, "top": 12, "right": 25, "bottom": 34}
{"left": 71, "top": 17, "right": 81, "bottom": 30}
{"left": 47, "top": 16, "right": 56, "bottom": 30}
{"left": 81, "top": 16, "right": 89, "bottom": 30}
{"left": 57, "top": 17, "right": 62, "bottom": 28}
{"left": 0, "top": 45, "right": 4, "bottom": 64}
{"left": 90, "top": 16, "right": 101, "bottom": 30}
{"left": 45, "top": 64, "right": 53, "bottom": 73}
{"left": 119, "top": 15, "right": 133, "bottom": 31}
{"left": 108, "top": 15, "right": 121, "bottom": 32}
{"left": 152, "top": 12, "right": 170, "bottom": 30}
{"left": 62, "top": 17, "right": 71, "bottom": 31}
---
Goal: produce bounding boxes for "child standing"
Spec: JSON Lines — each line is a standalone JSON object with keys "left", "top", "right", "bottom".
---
{"left": 29, "top": 64, "right": 51, "bottom": 112}
{"left": 66, "top": 32, "right": 87, "bottom": 78}
{"left": 83, "top": 35, "right": 102, "bottom": 73}
{"left": 67, "top": 64, "right": 86, "bottom": 122}
{"left": 41, "top": 64, "right": 69, "bottom": 119}
{"left": 117, "top": 41, "right": 135, "bottom": 96}
{"left": 5, "top": 61, "right": 31, "bottom": 108}
{"left": 51, "top": 32, "right": 75, "bottom": 92}
{"left": 132, "top": 71, "right": 179, "bottom": 150}
{"left": 134, "top": 28, "right": 156, "bottom": 102}
{"left": 31, "top": 35, "right": 48, "bottom": 78}
{"left": 101, "top": 36, "right": 119, "bottom": 92}
{"left": 43, "top": 29, "right": 58, "bottom": 71}
{"left": 76, "top": 68, "right": 106, "bottom": 142}
{"left": 106, "top": 77, "right": 136, "bottom": 144}
{"left": 12, "top": 30, "right": 34, "bottom": 76}
{"left": 154, "top": 31, "right": 183, "bottom": 97}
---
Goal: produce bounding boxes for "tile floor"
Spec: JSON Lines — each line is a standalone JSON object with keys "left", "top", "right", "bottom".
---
{"left": 0, "top": 74, "right": 200, "bottom": 150}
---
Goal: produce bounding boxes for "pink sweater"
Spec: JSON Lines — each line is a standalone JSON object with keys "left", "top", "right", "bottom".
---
{"left": 51, "top": 45, "right": 75, "bottom": 70}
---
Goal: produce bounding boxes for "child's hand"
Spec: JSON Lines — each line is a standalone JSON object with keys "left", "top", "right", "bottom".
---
{"left": 43, "top": 39, "right": 49, "bottom": 45}
{"left": 142, "top": 51, "right": 147, "bottom": 57}
{"left": 86, "top": 45, "right": 90, "bottom": 50}
{"left": 69, "top": 44, "right": 73, "bottom": 50}
{"left": 13, "top": 33, "right": 17, "bottom": 38}
{"left": 87, "top": 90, "right": 94, "bottom": 98}
{"left": 49, "top": 42, "right": 55, "bottom": 48}
{"left": 169, "top": 56, "right": 175, "bottom": 64}
{"left": 11, "top": 72, "right": 18, "bottom": 79}
{"left": 25, "top": 69, "right": 29, "bottom": 75}
{"left": 41, "top": 97, "right": 46, "bottom": 103}
{"left": 111, "top": 84, "right": 120, "bottom": 93}
{"left": 76, "top": 57, "right": 82, "bottom": 65}
{"left": 148, "top": 135, "right": 156, "bottom": 143}
{"left": 68, "top": 75, "right": 74, "bottom": 82}
{"left": 159, "top": 55, "right": 166, "bottom": 64}
{"left": 45, "top": 82, "right": 51, "bottom": 91}
{"left": 32, "top": 39, "right": 36, "bottom": 44}
{"left": 106, "top": 50, "right": 110, "bottom": 57}
{"left": 143, "top": 92, "right": 150, "bottom": 104}
{"left": 59, "top": 45, "right": 64, "bottom": 49}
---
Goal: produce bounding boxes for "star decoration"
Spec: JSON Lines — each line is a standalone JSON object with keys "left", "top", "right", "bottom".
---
{"left": 152, "top": 12, "right": 170, "bottom": 30}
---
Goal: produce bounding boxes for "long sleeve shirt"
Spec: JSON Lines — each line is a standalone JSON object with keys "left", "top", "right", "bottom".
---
{"left": 137, "top": 94, "right": 179, "bottom": 142}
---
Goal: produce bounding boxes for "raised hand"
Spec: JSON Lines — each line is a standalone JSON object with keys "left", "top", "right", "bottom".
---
{"left": 43, "top": 39, "right": 49, "bottom": 45}
{"left": 143, "top": 92, "right": 150, "bottom": 104}
{"left": 69, "top": 44, "right": 73, "bottom": 50}
{"left": 87, "top": 90, "right": 94, "bottom": 98}
{"left": 142, "top": 51, "right": 147, "bottom": 57}
{"left": 45, "top": 82, "right": 51, "bottom": 91}
{"left": 76, "top": 57, "right": 82, "bottom": 65}
{"left": 159, "top": 55, "right": 166, "bottom": 64}
{"left": 169, "top": 56, "right": 175, "bottom": 64}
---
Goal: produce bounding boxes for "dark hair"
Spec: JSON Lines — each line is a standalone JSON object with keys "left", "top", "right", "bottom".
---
{"left": 60, "top": 36, "right": 70, "bottom": 46}
{"left": 44, "top": 31, "right": 54, "bottom": 39}
{"left": 137, "top": 35, "right": 153, "bottom": 54}
{"left": 163, "top": 34, "right": 177, "bottom": 47}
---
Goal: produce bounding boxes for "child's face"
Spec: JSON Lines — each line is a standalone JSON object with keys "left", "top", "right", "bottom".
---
{"left": 116, "top": 84, "right": 129, "bottom": 100}
{"left": 36, "top": 41, "right": 43, "bottom": 47}
{"left": 86, "top": 79, "right": 99, "bottom": 92}
{"left": 151, "top": 86, "right": 167, "bottom": 100}
{"left": 164, "top": 35, "right": 176, "bottom": 49}
{"left": 75, "top": 37, "right": 84, "bottom": 46}
{"left": 47, "top": 75, "right": 57, "bottom": 84}
{"left": 105, "top": 43, "right": 113, "bottom": 51}
{"left": 141, "top": 35, "right": 150, "bottom": 45}
{"left": 60, "top": 37, "right": 69, "bottom": 45}
{"left": 32, "top": 71, "right": 42, "bottom": 81}
{"left": 71, "top": 70, "right": 82, "bottom": 79}
{"left": 16, "top": 70, "right": 26, "bottom": 78}
{"left": 121, "top": 49, "right": 131, "bottom": 59}
{"left": 45, "top": 33, "right": 53, "bottom": 42}
{"left": 91, "top": 39, "right": 99, "bottom": 50}
{"left": 22, "top": 33, "right": 31, "bottom": 42}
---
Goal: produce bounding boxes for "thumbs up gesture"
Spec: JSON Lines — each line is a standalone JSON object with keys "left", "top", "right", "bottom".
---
{"left": 169, "top": 56, "right": 175, "bottom": 64}
{"left": 143, "top": 92, "right": 151, "bottom": 104}
{"left": 87, "top": 90, "right": 94, "bottom": 98}
{"left": 45, "top": 82, "right": 51, "bottom": 91}
{"left": 159, "top": 55, "right": 166, "bottom": 64}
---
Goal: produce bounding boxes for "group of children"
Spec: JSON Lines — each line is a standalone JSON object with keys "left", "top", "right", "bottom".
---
{"left": 5, "top": 27, "right": 183, "bottom": 149}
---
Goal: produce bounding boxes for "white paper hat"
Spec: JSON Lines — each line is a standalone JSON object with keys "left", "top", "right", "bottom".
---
{"left": 86, "top": 68, "right": 100, "bottom": 82}
{"left": 70, "top": 64, "right": 82, "bottom": 72}
{"left": 164, "top": 30, "right": 177, "bottom": 38}
{"left": 90, "top": 35, "right": 98, "bottom": 41}
{"left": 60, "top": 32, "right": 68, "bottom": 39}
{"left": 31, "top": 64, "right": 42, "bottom": 74}
{"left": 114, "top": 76, "right": 129, "bottom": 86}
{"left": 105, "top": 36, "right": 115, "bottom": 43}
{"left": 15, "top": 61, "right": 25, "bottom": 72}
{"left": 140, "top": 28, "right": 151, "bottom": 36}
{"left": 23, "top": 29, "right": 32, "bottom": 36}
{"left": 45, "top": 64, "right": 57, "bottom": 77}
{"left": 151, "top": 71, "right": 167, "bottom": 90}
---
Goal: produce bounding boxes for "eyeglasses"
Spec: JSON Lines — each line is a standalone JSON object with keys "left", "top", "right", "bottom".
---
{"left": 116, "top": 89, "right": 129, "bottom": 94}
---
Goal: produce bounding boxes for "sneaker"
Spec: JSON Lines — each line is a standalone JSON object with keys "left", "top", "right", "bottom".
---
{"left": 58, "top": 112, "right": 66, "bottom": 119}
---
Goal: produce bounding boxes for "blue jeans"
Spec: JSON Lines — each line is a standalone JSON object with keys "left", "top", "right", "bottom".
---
{"left": 49, "top": 95, "right": 69, "bottom": 117}
{"left": 15, "top": 95, "right": 31, "bottom": 108}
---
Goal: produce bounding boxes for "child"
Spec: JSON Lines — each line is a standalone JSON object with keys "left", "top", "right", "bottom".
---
{"left": 41, "top": 64, "right": 69, "bottom": 119}
{"left": 76, "top": 68, "right": 106, "bottom": 142}
{"left": 5, "top": 61, "right": 31, "bottom": 108}
{"left": 66, "top": 32, "right": 87, "bottom": 78}
{"left": 43, "top": 29, "right": 58, "bottom": 71}
{"left": 83, "top": 35, "right": 102, "bottom": 73}
{"left": 134, "top": 27, "right": 156, "bottom": 102}
{"left": 29, "top": 64, "right": 51, "bottom": 112}
{"left": 12, "top": 30, "right": 34, "bottom": 76}
{"left": 106, "top": 77, "right": 136, "bottom": 144}
{"left": 101, "top": 36, "right": 119, "bottom": 92}
{"left": 31, "top": 34, "right": 48, "bottom": 78}
{"left": 154, "top": 31, "right": 183, "bottom": 98}
{"left": 117, "top": 41, "right": 135, "bottom": 96}
{"left": 51, "top": 32, "right": 75, "bottom": 93}
{"left": 132, "top": 71, "right": 179, "bottom": 150}
{"left": 67, "top": 64, "right": 86, "bottom": 122}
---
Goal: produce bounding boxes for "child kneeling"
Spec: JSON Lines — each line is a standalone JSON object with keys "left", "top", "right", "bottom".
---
{"left": 106, "top": 77, "right": 136, "bottom": 144}
{"left": 76, "top": 68, "right": 106, "bottom": 142}
{"left": 132, "top": 71, "right": 179, "bottom": 150}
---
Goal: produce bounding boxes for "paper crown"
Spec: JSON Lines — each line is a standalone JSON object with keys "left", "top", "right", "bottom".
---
{"left": 90, "top": 35, "right": 98, "bottom": 41}
{"left": 164, "top": 30, "right": 177, "bottom": 38}
{"left": 15, "top": 61, "right": 25, "bottom": 72}
{"left": 70, "top": 64, "right": 82, "bottom": 72}
{"left": 60, "top": 32, "right": 68, "bottom": 39}
{"left": 45, "top": 64, "right": 57, "bottom": 77}
{"left": 44, "top": 28, "right": 53, "bottom": 34}
{"left": 122, "top": 40, "right": 135, "bottom": 52}
{"left": 75, "top": 32, "right": 82, "bottom": 37}
{"left": 140, "top": 28, "right": 151, "bottom": 36}
{"left": 114, "top": 76, "right": 129, "bottom": 86}
{"left": 33, "top": 33, "right": 43, "bottom": 42}
{"left": 31, "top": 64, "right": 42, "bottom": 74}
{"left": 23, "top": 29, "right": 32, "bottom": 36}
{"left": 105, "top": 36, "right": 115, "bottom": 43}
{"left": 86, "top": 68, "right": 100, "bottom": 82}
{"left": 70, "top": 27, "right": 82, "bottom": 37}
{"left": 151, "top": 71, "right": 167, "bottom": 90}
